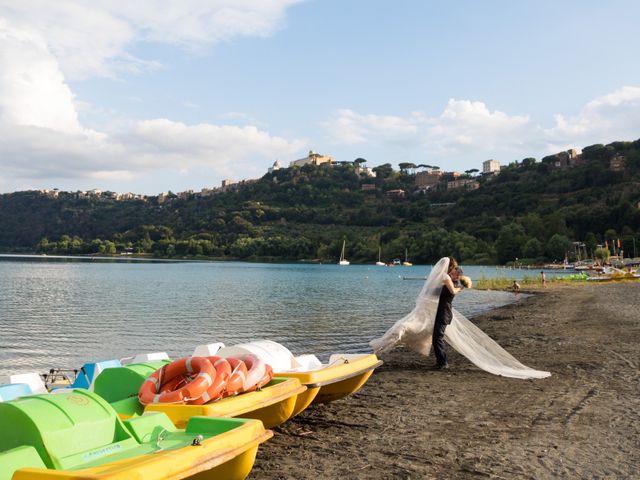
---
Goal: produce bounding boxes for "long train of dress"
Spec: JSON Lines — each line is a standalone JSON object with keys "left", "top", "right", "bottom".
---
{"left": 369, "top": 257, "right": 550, "bottom": 379}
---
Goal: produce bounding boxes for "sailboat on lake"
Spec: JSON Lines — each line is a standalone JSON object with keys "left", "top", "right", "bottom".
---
{"left": 402, "top": 248, "right": 413, "bottom": 266}
{"left": 376, "top": 246, "right": 385, "bottom": 266}
{"left": 338, "top": 240, "right": 350, "bottom": 265}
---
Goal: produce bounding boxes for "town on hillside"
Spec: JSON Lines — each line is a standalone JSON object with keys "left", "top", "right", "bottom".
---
{"left": 33, "top": 146, "right": 629, "bottom": 203}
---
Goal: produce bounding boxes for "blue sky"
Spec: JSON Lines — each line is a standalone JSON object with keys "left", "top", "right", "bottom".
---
{"left": 1, "top": 0, "right": 639, "bottom": 194}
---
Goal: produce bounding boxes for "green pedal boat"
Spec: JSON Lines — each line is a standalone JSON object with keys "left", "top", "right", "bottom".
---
{"left": 0, "top": 389, "right": 272, "bottom": 480}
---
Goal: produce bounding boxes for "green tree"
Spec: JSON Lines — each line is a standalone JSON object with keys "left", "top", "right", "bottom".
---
{"left": 604, "top": 228, "right": 618, "bottom": 244}
{"left": 398, "top": 162, "right": 416, "bottom": 174}
{"left": 546, "top": 234, "right": 572, "bottom": 261}
{"left": 594, "top": 246, "right": 610, "bottom": 263}
{"left": 36, "top": 238, "right": 50, "bottom": 253}
{"left": 372, "top": 163, "right": 394, "bottom": 179}
{"left": 89, "top": 239, "right": 104, "bottom": 253}
{"left": 494, "top": 223, "right": 528, "bottom": 264}
{"left": 522, "top": 238, "right": 543, "bottom": 259}
{"left": 103, "top": 240, "right": 116, "bottom": 254}
{"left": 520, "top": 213, "right": 546, "bottom": 241}
{"left": 544, "top": 212, "right": 570, "bottom": 240}
{"left": 584, "top": 232, "right": 597, "bottom": 257}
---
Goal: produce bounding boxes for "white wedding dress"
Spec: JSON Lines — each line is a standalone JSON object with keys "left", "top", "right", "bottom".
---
{"left": 370, "top": 257, "right": 550, "bottom": 379}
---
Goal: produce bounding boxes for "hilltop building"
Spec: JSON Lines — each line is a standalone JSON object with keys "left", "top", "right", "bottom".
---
{"left": 289, "top": 150, "right": 334, "bottom": 167}
{"left": 415, "top": 170, "right": 442, "bottom": 190}
{"left": 483, "top": 159, "right": 500, "bottom": 174}
{"left": 38, "top": 188, "right": 60, "bottom": 198}
{"left": 354, "top": 163, "right": 376, "bottom": 177}
{"left": 544, "top": 148, "right": 584, "bottom": 170}
{"left": 386, "top": 189, "right": 405, "bottom": 198}
{"left": 268, "top": 159, "right": 282, "bottom": 173}
{"left": 117, "top": 192, "right": 140, "bottom": 200}
{"left": 448, "top": 179, "right": 480, "bottom": 190}
{"left": 177, "top": 190, "right": 193, "bottom": 200}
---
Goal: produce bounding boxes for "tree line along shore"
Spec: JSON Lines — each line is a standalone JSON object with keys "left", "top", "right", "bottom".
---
{"left": 1, "top": 139, "right": 639, "bottom": 265}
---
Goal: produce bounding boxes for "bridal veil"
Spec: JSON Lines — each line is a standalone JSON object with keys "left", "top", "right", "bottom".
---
{"left": 370, "top": 257, "right": 550, "bottom": 379}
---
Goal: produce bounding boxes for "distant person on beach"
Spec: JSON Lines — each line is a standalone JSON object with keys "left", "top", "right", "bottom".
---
{"left": 540, "top": 271, "right": 547, "bottom": 287}
{"left": 369, "top": 257, "right": 550, "bottom": 379}
{"left": 512, "top": 280, "right": 521, "bottom": 293}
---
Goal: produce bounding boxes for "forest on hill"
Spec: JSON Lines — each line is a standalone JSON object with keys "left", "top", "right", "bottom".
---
{"left": 1, "top": 139, "right": 639, "bottom": 265}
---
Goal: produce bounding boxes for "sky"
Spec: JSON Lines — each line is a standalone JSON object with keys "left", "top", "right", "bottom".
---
{"left": 1, "top": 0, "right": 639, "bottom": 195}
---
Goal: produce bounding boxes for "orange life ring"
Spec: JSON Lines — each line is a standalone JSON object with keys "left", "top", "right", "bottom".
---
{"left": 138, "top": 357, "right": 214, "bottom": 405}
{"left": 245, "top": 363, "right": 273, "bottom": 392}
{"left": 238, "top": 354, "right": 271, "bottom": 392}
{"left": 189, "top": 356, "right": 231, "bottom": 405}
{"left": 223, "top": 358, "right": 248, "bottom": 397}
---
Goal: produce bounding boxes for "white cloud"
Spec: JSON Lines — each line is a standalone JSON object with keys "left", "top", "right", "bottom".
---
{"left": 427, "top": 100, "right": 534, "bottom": 154}
{"left": 547, "top": 86, "right": 640, "bottom": 145}
{"left": 0, "top": 1, "right": 306, "bottom": 192}
{"left": 0, "top": 0, "right": 303, "bottom": 80}
{"left": 324, "top": 87, "right": 640, "bottom": 163}
{"left": 0, "top": 20, "right": 82, "bottom": 133}
{"left": 129, "top": 119, "right": 300, "bottom": 161}
{"left": 322, "top": 109, "right": 423, "bottom": 145}
{"left": 0, "top": 118, "right": 304, "bottom": 184}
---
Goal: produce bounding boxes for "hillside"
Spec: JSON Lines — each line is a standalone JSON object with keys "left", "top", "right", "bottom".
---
{"left": 1, "top": 139, "right": 639, "bottom": 264}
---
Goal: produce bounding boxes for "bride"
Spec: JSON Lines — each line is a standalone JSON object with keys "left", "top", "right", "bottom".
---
{"left": 370, "top": 257, "right": 550, "bottom": 379}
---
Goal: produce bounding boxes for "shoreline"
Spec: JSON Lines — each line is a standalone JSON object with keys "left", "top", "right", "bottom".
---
{"left": 4, "top": 252, "right": 637, "bottom": 270}
{"left": 251, "top": 283, "right": 639, "bottom": 479}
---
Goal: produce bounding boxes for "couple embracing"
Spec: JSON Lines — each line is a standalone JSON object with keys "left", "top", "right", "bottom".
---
{"left": 370, "top": 257, "right": 549, "bottom": 379}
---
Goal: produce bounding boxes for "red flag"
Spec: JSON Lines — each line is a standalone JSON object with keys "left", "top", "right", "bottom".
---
{"left": 617, "top": 238, "right": 621, "bottom": 248}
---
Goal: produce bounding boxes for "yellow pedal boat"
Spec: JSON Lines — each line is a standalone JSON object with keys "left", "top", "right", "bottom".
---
{"left": 210, "top": 341, "right": 383, "bottom": 417}
{"left": 0, "top": 390, "right": 271, "bottom": 480}
{"left": 94, "top": 361, "right": 306, "bottom": 429}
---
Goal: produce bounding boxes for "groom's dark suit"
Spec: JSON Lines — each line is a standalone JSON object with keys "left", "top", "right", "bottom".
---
{"left": 433, "top": 284, "right": 454, "bottom": 366}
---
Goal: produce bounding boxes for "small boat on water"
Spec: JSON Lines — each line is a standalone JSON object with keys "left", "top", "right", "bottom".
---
{"left": 375, "top": 246, "right": 385, "bottom": 266}
{"left": 0, "top": 389, "right": 271, "bottom": 480}
{"left": 586, "top": 266, "right": 640, "bottom": 282}
{"left": 338, "top": 239, "right": 349, "bottom": 265}
{"left": 402, "top": 248, "right": 413, "bottom": 267}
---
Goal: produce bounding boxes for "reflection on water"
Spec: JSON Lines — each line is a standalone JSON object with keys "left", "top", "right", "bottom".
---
{"left": 0, "top": 260, "right": 529, "bottom": 375}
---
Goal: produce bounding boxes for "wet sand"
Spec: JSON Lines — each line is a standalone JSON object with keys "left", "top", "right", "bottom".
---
{"left": 251, "top": 283, "right": 640, "bottom": 479}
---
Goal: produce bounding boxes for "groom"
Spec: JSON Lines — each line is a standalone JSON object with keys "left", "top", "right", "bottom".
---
{"left": 432, "top": 265, "right": 463, "bottom": 369}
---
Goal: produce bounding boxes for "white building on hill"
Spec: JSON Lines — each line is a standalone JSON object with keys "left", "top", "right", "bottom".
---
{"left": 483, "top": 159, "right": 500, "bottom": 174}
{"left": 268, "top": 159, "right": 282, "bottom": 173}
{"left": 289, "top": 150, "right": 334, "bottom": 167}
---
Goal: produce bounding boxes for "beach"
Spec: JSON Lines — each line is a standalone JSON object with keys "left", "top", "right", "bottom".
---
{"left": 251, "top": 283, "right": 640, "bottom": 479}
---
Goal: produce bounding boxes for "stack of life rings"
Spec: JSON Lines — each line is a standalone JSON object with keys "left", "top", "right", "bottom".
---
{"left": 138, "top": 354, "right": 273, "bottom": 405}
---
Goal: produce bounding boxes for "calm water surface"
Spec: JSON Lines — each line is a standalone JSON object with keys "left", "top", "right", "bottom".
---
{"left": 0, "top": 259, "right": 546, "bottom": 375}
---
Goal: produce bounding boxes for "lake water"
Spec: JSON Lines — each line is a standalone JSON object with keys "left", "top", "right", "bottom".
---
{"left": 0, "top": 257, "right": 553, "bottom": 376}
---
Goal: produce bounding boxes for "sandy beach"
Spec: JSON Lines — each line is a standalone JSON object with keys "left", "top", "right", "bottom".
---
{"left": 251, "top": 283, "right": 639, "bottom": 479}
